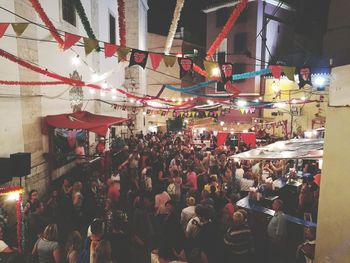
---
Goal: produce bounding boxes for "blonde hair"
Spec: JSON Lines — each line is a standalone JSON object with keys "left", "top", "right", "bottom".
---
{"left": 42, "top": 224, "right": 58, "bottom": 241}
{"left": 233, "top": 211, "right": 245, "bottom": 225}
{"left": 94, "top": 240, "right": 111, "bottom": 263}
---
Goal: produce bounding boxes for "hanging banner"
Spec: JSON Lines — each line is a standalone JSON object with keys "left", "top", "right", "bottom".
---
{"left": 298, "top": 67, "right": 312, "bottom": 88}
{"left": 164, "top": 55, "right": 177, "bottom": 67}
{"left": 63, "top": 32, "right": 81, "bottom": 50}
{"left": 224, "top": 81, "right": 240, "bottom": 96}
{"left": 104, "top": 43, "right": 118, "bottom": 58}
{"left": 178, "top": 57, "right": 193, "bottom": 78}
{"left": 117, "top": 47, "right": 131, "bottom": 62}
{"left": 269, "top": 65, "right": 282, "bottom": 79}
{"left": 129, "top": 49, "right": 149, "bottom": 69}
{"left": 11, "top": 23, "right": 29, "bottom": 37}
{"left": 220, "top": 62, "right": 234, "bottom": 83}
{"left": 232, "top": 68, "right": 271, "bottom": 81}
{"left": 204, "top": 60, "right": 219, "bottom": 79}
{"left": 149, "top": 53, "right": 163, "bottom": 70}
{"left": 283, "top": 66, "right": 296, "bottom": 81}
{"left": 83, "top": 38, "right": 98, "bottom": 55}
{"left": 0, "top": 23, "right": 9, "bottom": 39}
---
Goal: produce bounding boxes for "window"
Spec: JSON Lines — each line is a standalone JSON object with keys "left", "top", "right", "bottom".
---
{"left": 62, "top": 0, "right": 76, "bottom": 26}
{"left": 216, "top": 8, "right": 229, "bottom": 28}
{"left": 216, "top": 52, "right": 226, "bottom": 92}
{"left": 233, "top": 63, "right": 246, "bottom": 83}
{"left": 234, "top": 32, "right": 247, "bottom": 54}
{"left": 109, "top": 14, "right": 116, "bottom": 44}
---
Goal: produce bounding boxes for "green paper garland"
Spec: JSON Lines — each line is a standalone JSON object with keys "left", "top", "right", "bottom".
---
{"left": 72, "top": 0, "right": 100, "bottom": 51}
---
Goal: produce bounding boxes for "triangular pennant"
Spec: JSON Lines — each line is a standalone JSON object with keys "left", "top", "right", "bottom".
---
{"left": 298, "top": 67, "right": 312, "bottom": 88}
{"left": 117, "top": 47, "right": 131, "bottom": 62}
{"left": 11, "top": 23, "right": 29, "bottom": 37}
{"left": 129, "top": 49, "right": 149, "bottom": 69}
{"left": 269, "top": 65, "right": 282, "bottom": 79}
{"left": 283, "top": 66, "right": 296, "bottom": 81}
{"left": 204, "top": 60, "right": 220, "bottom": 79}
{"left": 83, "top": 38, "right": 98, "bottom": 55}
{"left": 218, "top": 110, "right": 222, "bottom": 117}
{"left": 163, "top": 55, "right": 176, "bottom": 67}
{"left": 240, "top": 108, "right": 245, "bottom": 114}
{"left": 104, "top": 43, "right": 118, "bottom": 58}
{"left": 63, "top": 32, "right": 81, "bottom": 50}
{"left": 220, "top": 62, "right": 234, "bottom": 83}
{"left": 149, "top": 53, "right": 163, "bottom": 70}
{"left": 205, "top": 111, "right": 209, "bottom": 117}
{"left": 244, "top": 109, "right": 249, "bottom": 114}
{"left": 0, "top": 23, "right": 10, "bottom": 39}
{"left": 178, "top": 57, "right": 193, "bottom": 78}
{"left": 249, "top": 108, "right": 255, "bottom": 114}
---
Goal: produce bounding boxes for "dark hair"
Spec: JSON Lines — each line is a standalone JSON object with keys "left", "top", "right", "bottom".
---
{"left": 91, "top": 218, "right": 104, "bottom": 236}
{"left": 28, "top": 190, "right": 38, "bottom": 199}
{"left": 31, "top": 200, "right": 43, "bottom": 212}
{"left": 195, "top": 204, "right": 211, "bottom": 221}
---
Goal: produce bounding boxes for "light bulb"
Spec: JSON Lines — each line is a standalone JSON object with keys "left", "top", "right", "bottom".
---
{"left": 237, "top": 100, "right": 247, "bottom": 107}
{"left": 212, "top": 67, "right": 221, "bottom": 77}
{"left": 111, "top": 89, "right": 117, "bottom": 94}
{"left": 102, "top": 82, "right": 108, "bottom": 89}
{"left": 101, "top": 92, "right": 106, "bottom": 97}
{"left": 112, "top": 95, "right": 117, "bottom": 100}
{"left": 71, "top": 56, "right": 80, "bottom": 66}
{"left": 89, "top": 89, "right": 96, "bottom": 94}
{"left": 130, "top": 99, "right": 135, "bottom": 103}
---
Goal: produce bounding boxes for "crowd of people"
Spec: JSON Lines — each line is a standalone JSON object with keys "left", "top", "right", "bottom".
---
{"left": 0, "top": 131, "right": 318, "bottom": 263}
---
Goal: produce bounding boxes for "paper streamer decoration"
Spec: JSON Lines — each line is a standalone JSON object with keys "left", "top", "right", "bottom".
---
{"left": 83, "top": 38, "right": 98, "bottom": 55}
{"left": 164, "top": 0, "right": 185, "bottom": 54}
{"left": 269, "top": 65, "right": 282, "bottom": 79}
{"left": 193, "top": 63, "right": 208, "bottom": 78}
{"left": 206, "top": 0, "right": 248, "bottom": 58}
{"left": 164, "top": 80, "right": 217, "bottom": 92}
{"left": 232, "top": 68, "right": 271, "bottom": 81}
{"left": 283, "top": 66, "right": 296, "bottom": 81}
{"left": 129, "top": 49, "right": 149, "bottom": 69}
{"left": 117, "top": 47, "right": 131, "bottom": 62}
{"left": 0, "top": 23, "right": 9, "bottom": 38}
{"left": 164, "top": 55, "right": 177, "bottom": 67}
{"left": 178, "top": 57, "right": 193, "bottom": 78}
{"left": 0, "top": 80, "right": 65, "bottom": 86}
{"left": 298, "top": 67, "right": 312, "bottom": 88}
{"left": 11, "top": 23, "right": 29, "bottom": 37}
{"left": 63, "top": 32, "right": 81, "bottom": 50}
{"left": 204, "top": 60, "right": 220, "bottom": 79}
{"left": 149, "top": 53, "right": 163, "bottom": 70}
{"left": 104, "top": 43, "right": 118, "bottom": 58}
{"left": 224, "top": 81, "right": 240, "bottom": 96}
{"left": 117, "top": 0, "right": 126, "bottom": 47}
{"left": 220, "top": 62, "right": 234, "bottom": 83}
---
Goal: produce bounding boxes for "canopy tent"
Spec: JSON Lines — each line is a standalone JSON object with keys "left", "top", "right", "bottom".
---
{"left": 45, "top": 111, "right": 129, "bottom": 136}
{"left": 229, "top": 138, "right": 323, "bottom": 160}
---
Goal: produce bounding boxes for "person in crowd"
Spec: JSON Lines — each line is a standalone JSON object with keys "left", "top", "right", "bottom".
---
{"left": 32, "top": 224, "right": 61, "bottom": 263}
{"left": 24, "top": 189, "right": 39, "bottom": 216}
{"left": 185, "top": 205, "right": 203, "bottom": 240}
{"left": 180, "top": 197, "right": 196, "bottom": 231}
{"left": 0, "top": 226, "right": 13, "bottom": 253}
{"left": 61, "top": 178, "right": 73, "bottom": 197}
{"left": 93, "top": 240, "right": 112, "bottom": 263}
{"left": 65, "top": 230, "right": 83, "bottom": 263}
{"left": 28, "top": 200, "right": 47, "bottom": 251}
{"left": 235, "top": 163, "right": 244, "bottom": 181}
{"left": 267, "top": 199, "right": 287, "bottom": 263}
{"left": 296, "top": 227, "right": 316, "bottom": 263}
{"left": 155, "top": 186, "right": 171, "bottom": 216}
{"left": 45, "top": 190, "right": 59, "bottom": 221}
{"left": 223, "top": 211, "right": 254, "bottom": 263}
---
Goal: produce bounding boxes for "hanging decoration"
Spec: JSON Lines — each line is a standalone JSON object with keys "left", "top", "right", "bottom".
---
{"left": 224, "top": 81, "right": 240, "bottom": 96}
{"left": 193, "top": 63, "right": 208, "bottom": 78}
{"left": 0, "top": 23, "right": 9, "bottom": 38}
{"left": 203, "top": 60, "right": 220, "bottom": 79}
{"left": 104, "top": 43, "right": 118, "bottom": 58}
{"left": 0, "top": 80, "right": 65, "bottom": 86}
{"left": 11, "top": 23, "right": 29, "bottom": 37}
{"left": 220, "top": 62, "right": 234, "bottom": 83}
{"left": 232, "top": 68, "right": 271, "bottom": 81}
{"left": 117, "top": 0, "right": 126, "bottom": 47}
{"left": 164, "top": 0, "right": 185, "bottom": 54}
{"left": 283, "top": 66, "right": 296, "bottom": 81}
{"left": 72, "top": 0, "right": 100, "bottom": 50}
{"left": 149, "top": 53, "right": 163, "bottom": 70}
{"left": 165, "top": 80, "right": 217, "bottom": 92}
{"left": 63, "top": 32, "right": 81, "bottom": 50}
{"left": 83, "top": 38, "right": 99, "bottom": 56}
{"left": 269, "top": 65, "right": 282, "bottom": 79}
{"left": 28, "top": 0, "right": 64, "bottom": 45}
{"left": 206, "top": 0, "right": 248, "bottom": 58}
{"left": 163, "top": 55, "right": 177, "bottom": 67}
{"left": 178, "top": 57, "right": 193, "bottom": 78}
{"left": 117, "top": 47, "right": 131, "bottom": 62}
{"left": 69, "top": 70, "right": 84, "bottom": 112}
{"left": 298, "top": 67, "right": 312, "bottom": 88}
{"left": 129, "top": 49, "right": 149, "bottom": 69}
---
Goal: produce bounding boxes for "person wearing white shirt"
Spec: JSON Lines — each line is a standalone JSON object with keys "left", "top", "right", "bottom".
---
{"left": 180, "top": 197, "right": 196, "bottom": 231}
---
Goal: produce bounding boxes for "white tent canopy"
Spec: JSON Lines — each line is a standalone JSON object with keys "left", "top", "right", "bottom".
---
{"left": 229, "top": 138, "right": 323, "bottom": 160}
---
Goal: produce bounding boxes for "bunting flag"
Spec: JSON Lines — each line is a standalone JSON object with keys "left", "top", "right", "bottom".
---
{"left": 129, "top": 49, "right": 149, "bottom": 69}
{"left": 149, "top": 53, "right": 163, "bottom": 70}
{"left": 117, "top": 47, "right": 131, "bottom": 62}
{"left": 224, "top": 81, "right": 240, "bottom": 96}
{"left": 164, "top": 55, "right": 176, "bottom": 67}
{"left": 63, "top": 32, "right": 81, "bottom": 50}
{"left": 269, "top": 65, "right": 282, "bottom": 79}
{"left": 283, "top": 66, "right": 296, "bottom": 81}
{"left": 204, "top": 60, "right": 219, "bottom": 79}
{"left": 178, "top": 57, "right": 193, "bottom": 78}
{"left": 0, "top": 23, "right": 10, "bottom": 39}
{"left": 298, "top": 67, "right": 312, "bottom": 88}
{"left": 104, "top": 43, "right": 118, "bottom": 58}
{"left": 220, "top": 62, "right": 234, "bottom": 83}
{"left": 83, "top": 38, "right": 98, "bottom": 55}
{"left": 11, "top": 23, "right": 29, "bottom": 37}
{"left": 240, "top": 108, "right": 245, "bottom": 114}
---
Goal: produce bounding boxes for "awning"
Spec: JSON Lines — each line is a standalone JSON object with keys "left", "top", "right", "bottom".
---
{"left": 45, "top": 111, "right": 129, "bottom": 136}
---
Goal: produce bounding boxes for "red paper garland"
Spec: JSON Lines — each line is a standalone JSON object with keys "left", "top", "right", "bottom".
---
{"left": 117, "top": 0, "right": 126, "bottom": 47}
{"left": 206, "top": 0, "right": 248, "bottom": 58}
{"left": 28, "top": 0, "right": 64, "bottom": 46}
{"left": 0, "top": 80, "right": 66, "bottom": 86}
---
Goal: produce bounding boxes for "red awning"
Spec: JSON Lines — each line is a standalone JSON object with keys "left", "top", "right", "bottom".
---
{"left": 45, "top": 111, "right": 129, "bottom": 136}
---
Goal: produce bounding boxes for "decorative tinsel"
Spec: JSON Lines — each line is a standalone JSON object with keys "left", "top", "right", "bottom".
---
{"left": 117, "top": 0, "right": 126, "bottom": 47}
{"left": 0, "top": 80, "right": 65, "bottom": 86}
{"left": 28, "top": 0, "right": 64, "bottom": 46}
{"left": 206, "top": 0, "right": 248, "bottom": 59}
{"left": 72, "top": 0, "right": 100, "bottom": 51}
{"left": 164, "top": 0, "right": 185, "bottom": 54}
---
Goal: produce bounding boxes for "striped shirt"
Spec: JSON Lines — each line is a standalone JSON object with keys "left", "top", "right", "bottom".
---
{"left": 224, "top": 224, "right": 253, "bottom": 255}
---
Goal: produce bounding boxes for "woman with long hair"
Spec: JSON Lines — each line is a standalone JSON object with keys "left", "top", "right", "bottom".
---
{"left": 94, "top": 240, "right": 112, "bottom": 263}
{"left": 65, "top": 231, "right": 83, "bottom": 263}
